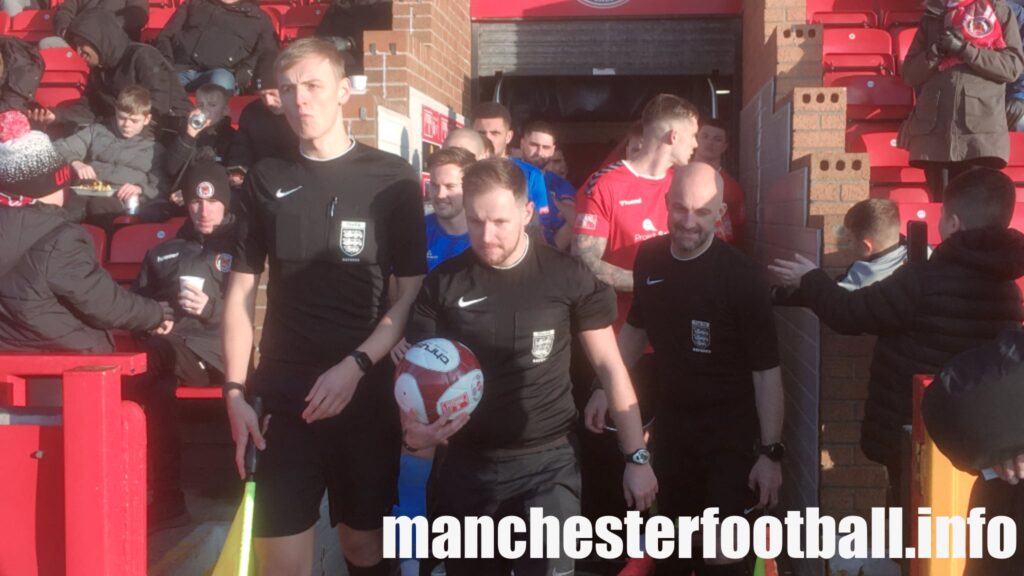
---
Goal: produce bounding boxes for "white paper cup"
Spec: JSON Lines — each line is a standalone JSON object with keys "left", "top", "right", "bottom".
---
{"left": 351, "top": 75, "right": 368, "bottom": 92}
{"left": 179, "top": 275, "right": 206, "bottom": 292}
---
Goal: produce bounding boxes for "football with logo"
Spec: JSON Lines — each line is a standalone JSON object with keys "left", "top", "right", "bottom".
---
{"left": 394, "top": 338, "right": 484, "bottom": 424}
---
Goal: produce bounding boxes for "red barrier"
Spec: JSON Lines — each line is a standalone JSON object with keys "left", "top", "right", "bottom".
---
{"left": 0, "top": 353, "right": 148, "bottom": 576}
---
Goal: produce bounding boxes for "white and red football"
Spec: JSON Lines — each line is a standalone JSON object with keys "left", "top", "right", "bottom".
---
{"left": 394, "top": 338, "right": 484, "bottom": 424}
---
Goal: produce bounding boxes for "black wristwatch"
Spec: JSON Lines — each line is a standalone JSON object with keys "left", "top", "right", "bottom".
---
{"left": 223, "top": 381, "right": 246, "bottom": 397}
{"left": 758, "top": 442, "right": 786, "bottom": 462}
{"left": 349, "top": 350, "right": 373, "bottom": 373}
{"left": 625, "top": 448, "right": 651, "bottom": 465}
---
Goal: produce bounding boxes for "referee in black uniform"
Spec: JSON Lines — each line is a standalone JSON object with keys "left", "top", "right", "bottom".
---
{"left": 588, "top": 162, "right": 785, "bottom": 576}
{"left": 221, "top": 39, "right": 425, "bottom": 576}
{"left": 403, "top": 158, "right": 658, "bottom": 576}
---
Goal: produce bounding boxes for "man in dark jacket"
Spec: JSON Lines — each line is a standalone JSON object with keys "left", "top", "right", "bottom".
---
{"left": 28, "top": 9, "right": 191, "bottom": 133}
{"left": 770, "top": 167, "right": 1024, "bottom": 506}
{"left": 0, "top": 36, "right": 42, "bottom": 113}
{"left": 54, "top": 0, "right": 149, "bottom": 40}
{"left": 0, "top": 110, "right": 172, "bottom": 353}
{"left": 155, "top": 0, "right": 278, "bottom": 94}
{"left": 225, "top": 55, "right": 296, "bottom": 184}
{"left": 131, "top": 161, "right": 235, "bottom": 531}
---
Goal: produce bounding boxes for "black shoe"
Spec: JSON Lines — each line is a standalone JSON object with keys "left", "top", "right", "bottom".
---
{"left": 148, "top": 493, "right": 190, "bottom": 534}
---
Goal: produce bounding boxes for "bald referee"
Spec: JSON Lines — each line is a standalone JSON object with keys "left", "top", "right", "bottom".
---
{"left": 402, "top": 158, "right": 657, "bottom": 576}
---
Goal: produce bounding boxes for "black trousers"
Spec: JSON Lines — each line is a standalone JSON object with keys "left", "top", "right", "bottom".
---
{"left": 124, "top": 334, "right": 221, "bottom": 500}
{"left": 921, "top": 159, "right": 1002, "bottom": 202}
{"left": 964, "top": 478, "right": 1024, "bottom": 576}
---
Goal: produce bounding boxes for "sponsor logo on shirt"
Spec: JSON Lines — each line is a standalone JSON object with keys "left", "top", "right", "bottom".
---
{"left": 642, "top": 219, "right": 657, "bottom": 233}
{"left": 532, "top": 329, "right": 555, "bottom": 363}
{"left": 577, "top": 213, "right": 599, "bottom": 231}
{"left": 692, "top": 320, "right": 711, "bottom": 354}
{"left": 340, "top": 221, "right": 366, "bottom": 257}
{"left": 215, "top": 253, "right": 232, "bottom": 273}
{"left": 156, "top": 252, "right": 180, "bottom": 263}
{"left": 618, "top": 198, "right": 642, "bottom": 206}
{"left": 633, "top": 218, "right": 667, "bottom": 242}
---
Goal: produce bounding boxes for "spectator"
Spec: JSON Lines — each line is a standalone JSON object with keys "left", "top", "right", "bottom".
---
{"left": 131, "top": 161, "right": 236, "bottom": 532}
{"left": 471, "top": 102, "right": 550, "bottom": 220}
{"left": 155, "top": 0, "right": 278, "bottom": 94}
{"left": 836, "top": 198, "right": 908, "bottom": 290}
{"left": 442, "top": 126, "right": 487, "bottom": 159}
{"left": 0, "top": 37, "right": 42, "bottom": 113}
{"left": 769, "top": 167, "right": 1024, "bottom": 507}
{"left": 54, "top": 0, "right": 148, "bottom": 41}
{"left": 517, "top": 120, "right": 577, "bottom": 250}
{"left": 693, "top": 117, "right": 747, "bottom": 247}
{"left": 29, "top": 9, "right": 192, "bottom": 131}
{"left": 226, "top": 55, "right": 296, "bottom": 184}
{"left": 546, "top": 149, "right": 569, "bottom": 179}
{"left": 601, "top": 120, "right": 643, "bottom": 167}
{"left": 53, "top": 85, "right": 167, "bottom": 226}
{"left": 424, "top": 146, "right": 473, "bottom": 272}
{"left": 0, "top": 0, "right": 43, "bottom": 17}
{"left": 0, "top": 110, "right": 172, "bottom": 353}
{"left": 902, "top": 0, "right": 1024, "bottom": 200}
{"left": 518, "top": 119, "right": 557, "bottom": 167}
{"left": 165, "top": 83, "right": 235, "bottom": 182}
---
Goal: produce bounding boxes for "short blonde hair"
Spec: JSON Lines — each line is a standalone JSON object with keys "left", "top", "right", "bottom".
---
{"left": 275, "top": 38, "right": 347, "bottom": 82}
{"left": 115, "top": 85, "right": 152, "bottom": 116}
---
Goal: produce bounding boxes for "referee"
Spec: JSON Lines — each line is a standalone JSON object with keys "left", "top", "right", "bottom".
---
{"left": 403, "top": 158, "right": 657, "bottom": 576}
{"left": 221, "top": 39, "right": 426, "bottom": 576}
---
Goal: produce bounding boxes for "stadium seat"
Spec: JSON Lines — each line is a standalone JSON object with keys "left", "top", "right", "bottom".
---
{"left": 897, "top": 202, "right": 943, "bottom": 245}
{"left": 0, "top": 13, "right": 9, "bottom": 34}
{"left": 1012, "top": 203, "right": 1024, "bottom": 234}
{"left": 892, "top": 26, "right": 918, "bottom": 74}
{"left": 39, "top": 47, "right": 89, "bottom": 88}
{"left": 880, "top": 0, "right": 925, "bottom": 29}
{"left": 228, "top": 95, "right": 257, "bottom": 129}
{"left": 106, "top": 221, "right": 184, "bottom": 282}
{"left": 279, "top": 4, "right": 326, "bottom": 43}
{"left": 829, "top": 74, "right": 914, "bottom": 121}
{"left": 34, "top": 86, "right": 83, "bottom": 108}
{"left": 141, "top": 7, "right": 175, "bottom": 42}
{"left": 1003, "top": 132, "right": 1024, "bottom": 184}
{"left": 82, "top": 223, "right": 108, "bottom": 263}
{"left": 9, "top": 9, "right": 55, "bottom": 42}
{"left": 823, "top": 28, "right": 896, "bottom": 83}
{"left": 849, "top": 131, "right": 926, "bottom": 184}
{"left": 807, "top": 0, "right": 877, "bottom": 27}
{"left": 871, "top": 185, "right": 931, "bottom": 204}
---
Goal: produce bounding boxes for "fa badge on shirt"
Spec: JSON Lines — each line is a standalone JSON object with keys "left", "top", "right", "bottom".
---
{"left": 340, "top": 221, "right": 366, "bottom": 257}
{"left": 532, "top": 329, "right": 555, "bottom": 363}
{"left": 692, "top": 320, "right": 711, "bottom": 354}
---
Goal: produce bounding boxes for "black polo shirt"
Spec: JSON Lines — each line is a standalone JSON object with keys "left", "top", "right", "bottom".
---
{"left": 234, "top": 142, "right": 426, "bottom": 372}
{"left": 406, "top": 236, "right": 617, "bottom": 451}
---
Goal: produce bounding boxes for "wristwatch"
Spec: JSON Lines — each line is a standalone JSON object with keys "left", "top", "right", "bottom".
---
{"left": 349, "top": 350, "right": 373, "bottom": 373}
{"left": 222, "top": 381, "right": 246, "bottom": 397}
{"left": 625, "top": 448, "right": 651, "bottom": 465}
{"left": 758, "top": 442, "right": 787, "bottom": 462}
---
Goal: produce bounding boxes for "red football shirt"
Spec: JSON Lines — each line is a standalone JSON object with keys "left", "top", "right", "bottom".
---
{"left": 573, "top": 160, "right": 672, "bottom": 330}
{"left": 715, "top": 170, "right": 747, "bottom": 246}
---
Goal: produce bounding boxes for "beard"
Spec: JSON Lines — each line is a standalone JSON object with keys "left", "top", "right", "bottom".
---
{"left": 671, "top": 224, "right": 712, "bottom": 253}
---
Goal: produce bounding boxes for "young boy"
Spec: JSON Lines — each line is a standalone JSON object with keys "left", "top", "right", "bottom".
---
{"left": 165, "top": 83, "right": 235, "bottom": 182}
{"left": 53, "top": 84, "right": 167, "bottom": 225}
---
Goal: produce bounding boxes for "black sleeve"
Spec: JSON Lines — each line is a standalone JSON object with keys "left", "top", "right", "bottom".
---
{"left": 388, "top": 172, "right": 427, "bottom": 278}
{"left": 734, "top": 265, "right": 780, "bottom": 371}
{"left": 569, "top": 257, "right": 617, "bottom": 333}
{"left": 625, "top": 249, "right": 646, "bottom": 329}
{"left": 132, "top": 250, "right": 158, "bottom": 297}
{"left": 231, "top": 171, "right": 268, "bottom": 274}
{"left": 154, "top": 4, "right": 188, "bottom": 61}
{"left": 120, "top": 0, "right": 149, "bottom": 39}
{"left": 53, "top": 0, "right": 78, "bottom": 35}
{"left": 47, "top": 227, "right": 164, "bottom": 332}
{"left": 800, "top": 265, "right": 919, "bottom": 336}
{"left": 164, "top": 132, "right": 197, "bottom": 177}
{"left": 135, "top": 52, "right": 174, "bottom": 118}
{"left": 405, "top": 276, "right": 440, "bottom": 343}
{"left": 226, "top": 108, "right": 254, "bottom": 168}
{"left": 236, "top": 19, "right": 278, "bottom": 89}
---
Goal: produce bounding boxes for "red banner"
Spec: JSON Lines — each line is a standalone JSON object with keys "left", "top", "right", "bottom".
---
{"left": 421, "top": 105, "right": 461, "bottom": 146}
{"left": 471, "top": 0, "right": 742, "bottom": 20}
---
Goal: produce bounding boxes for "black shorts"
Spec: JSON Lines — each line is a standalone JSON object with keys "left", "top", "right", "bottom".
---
{"left": 432, "top": 439, "right": 580, "bottom": 576}
{"left": 654, "top": 446, "right": 758, "bottom": 520}
{"left": 251, "top": 360, "right": 401, "bottom": 537}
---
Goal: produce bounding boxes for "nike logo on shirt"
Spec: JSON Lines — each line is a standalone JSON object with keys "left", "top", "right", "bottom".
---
{"left": 458, "top": 296, "right": 487, "bottom": 308}
{"left": 646, "top": 277, "right": 665, "bottom": 285}
{"left": 275, "top": 186, "right": 302, "bottom": 198}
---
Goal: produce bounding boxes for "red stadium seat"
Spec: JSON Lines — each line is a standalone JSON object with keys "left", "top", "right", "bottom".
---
{"left": 829, "top": 74, "right": 914, "bottom": 121}
{"left": 823, "top": 28, "right": 895, "bottom": 82}
{"left": 9, "top": 9, "right": 55, "bottom": 42}
{"left": 39, "top": 47, "right": 89, "bottom": 88}
{"left": 260, "top": 5, "right": 283, "bottom": 37}
{"left": 82, "top": 223, "right": 108, "bottom": 263}
{"left": 1003, "top": 132, "right": 1024, "bottom": 183}
{"left": 807, "top": 0, "right": 877, "bottom": 27}
{"left": 880, "top": 0, "right": 925, "bottom": 28}
{"left": 871, "top": 185, "right": 931, "bottom": 204}
{"left": 1013, "top": 203, "right": 1024, "bottom": 234}
{"left": 849, "top": 130, "right": 926, "bottom": 184}
{"left": 34, "top": 86, "right": 82, "bottom": 108}
{"left": 892, "top": 26, "right": 918, "bottom": 74}
{"left": 141, "top": 7, "right": 175, "bottom": 42}
{"left": 106, "top": 221, "right": 184, "bottom": 282}
{"left": 897, "top": 202, "right": 943, "bottom": 245}
{"left": 279, "top": 4, "right": 326, "bottom": 43}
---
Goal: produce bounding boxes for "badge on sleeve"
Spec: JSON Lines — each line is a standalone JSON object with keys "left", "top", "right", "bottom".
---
{"left": 215, "top": 253, "right": 233, "bottom": 273}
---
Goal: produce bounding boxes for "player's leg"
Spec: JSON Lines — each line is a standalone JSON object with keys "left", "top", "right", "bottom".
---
{"left": 508, "top": 443, "right": 580, "bottom": 576}
{"left": 652, "top": 446, "right": 702, "bottom": 576}
{"left": 255, "top": 528, "right": 315, "bottom": 576}
{"left": 696, "top": 449, "right": 757, "bottom": 576}
{"left": 431, "top": 448, "right": 506, "bottom": 576}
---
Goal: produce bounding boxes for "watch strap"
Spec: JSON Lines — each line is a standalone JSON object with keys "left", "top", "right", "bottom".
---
{"left": 350, "top": 350, "right": 373, "bottom": 373}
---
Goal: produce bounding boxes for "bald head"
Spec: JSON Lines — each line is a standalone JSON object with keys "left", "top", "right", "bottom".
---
{"left": 444, "top": 128, "right": 487, "bottom": 160}
{"left": 666, "top": 162, "right": 726, "bottom": 257}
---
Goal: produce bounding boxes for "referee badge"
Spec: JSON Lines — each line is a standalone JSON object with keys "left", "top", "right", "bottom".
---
{"left": 340, "top": 220, "right": 366, "bottom": 257}
{"left": 691, "top": 320, "right": 711, "bottom": 354}
{"left": 531, "top": 329, "right": 555, "bottom": 363}
{"left": 215, "top": 253, "right": 232, "bottom": 273}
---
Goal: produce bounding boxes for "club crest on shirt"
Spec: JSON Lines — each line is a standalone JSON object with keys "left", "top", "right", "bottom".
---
{"left": 215, "top": 253, "right": 232, "bottom": 273}
{"left": 576, "top": 213, "right": 598, "bottom": 231}
{"left": 340, "top": 221, "right": 366, "bottom": 257}
{"left": 532, "top": 329, "right": 555, "bottom": 362}
{"left": 692, "top": 320, "right": 711, "bottom": 354}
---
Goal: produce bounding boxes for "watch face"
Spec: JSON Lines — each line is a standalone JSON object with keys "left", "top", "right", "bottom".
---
{"left": 632, "top": 449, "right": 651, "bottom": 465}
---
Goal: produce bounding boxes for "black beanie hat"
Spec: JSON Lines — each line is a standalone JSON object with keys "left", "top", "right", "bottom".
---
{"left": 181, "top": 161, "right": 231, "bottom": 206}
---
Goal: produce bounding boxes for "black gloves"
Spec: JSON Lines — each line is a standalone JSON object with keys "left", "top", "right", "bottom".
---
{"left": 937, "top": 28, "right": 968, "bottom": 56}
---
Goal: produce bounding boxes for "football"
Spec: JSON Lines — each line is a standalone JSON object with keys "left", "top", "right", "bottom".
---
{"left": 394, "top": 338, "right": 484, "bottom": 424}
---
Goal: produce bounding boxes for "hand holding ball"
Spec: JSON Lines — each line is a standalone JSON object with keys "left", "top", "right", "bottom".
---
{"left": 394, "top": 338, "right": 484, "bottom": 424}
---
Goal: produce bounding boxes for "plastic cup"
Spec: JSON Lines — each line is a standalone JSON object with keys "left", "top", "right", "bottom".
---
{"left": 179, "top": 275, "right": 206, "bottom": 292}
